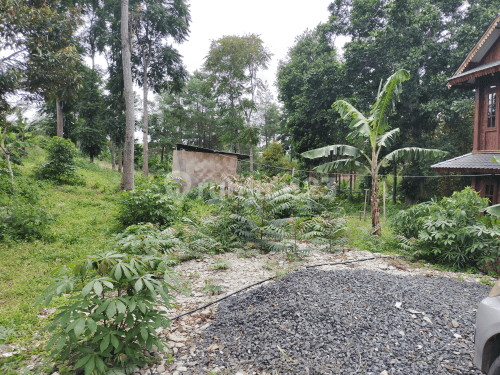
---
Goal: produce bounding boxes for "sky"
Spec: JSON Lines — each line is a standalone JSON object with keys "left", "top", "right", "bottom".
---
{"left": 176, "top": 0, "right": 349, "bottom": 100}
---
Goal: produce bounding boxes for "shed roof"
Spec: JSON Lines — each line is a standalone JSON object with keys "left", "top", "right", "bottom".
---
{"left": 175, "top": 144, "right": 250, "bottom": 160}
{"left": 431, "top": 153, "right": 500, "bottom": 173}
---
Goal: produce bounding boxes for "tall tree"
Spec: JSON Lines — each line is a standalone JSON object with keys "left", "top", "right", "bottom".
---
{"left": 1, "top": 0, "right": 84, "bottom": 137}
{"left": 204, "top": 34, "right": 272, "bottom": 161}
{"left": 131, "top": 0, "right": 190, "bottom": 176}
{"left": 276, "top": 26, "right": 346, "bottom": 160}
{"left": 23, "top": 1, "right": 84, "bottom": 137}
{"left": 75, "top": 67, "right": 106, "bottom": 162}
{"left": 121, "top": 0, "right": 135, "bottom": 190}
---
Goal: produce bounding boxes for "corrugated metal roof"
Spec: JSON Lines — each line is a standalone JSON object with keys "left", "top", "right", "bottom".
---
{"left": 175, "top": 143, "right": 250, "bottom": 160}
{"left": 431, "top": 153, "right": 500, "bottom": 170}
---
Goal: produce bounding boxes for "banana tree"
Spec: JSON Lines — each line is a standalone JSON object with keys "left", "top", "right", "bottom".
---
{"left": 302, "top": 70, "right": 446, "bottom": 235}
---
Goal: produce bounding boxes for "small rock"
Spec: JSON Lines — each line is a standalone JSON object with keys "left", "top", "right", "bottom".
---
{"left": 379, "top": 264, "right": 388, "bottom": 270}
{"left": 157, "top": 365, "right": 165, "bottom": 372}
{"left": 380, "top": 371, "right": 388, "bottom": 375}
{"left": 423, "top": 316, "right": 433, "bottom": 325}
{"left": 168, "top": 334, "right": 185, "bottom": 342}
{"left": 452, "top": 320, "right": 459, "bottom": 328}
{"left": 388, "top": 266, "right": 396, "bottom": 270}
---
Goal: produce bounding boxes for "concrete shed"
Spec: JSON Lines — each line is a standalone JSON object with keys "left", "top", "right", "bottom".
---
{"left": 172, "top": 144, "right": 250, "bottom": 192}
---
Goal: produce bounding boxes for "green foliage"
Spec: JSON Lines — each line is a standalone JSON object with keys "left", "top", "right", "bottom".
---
{"left": 116, "top": 176, "right": 181, "bottom": 227}
{"left": 36, "top": 246, "right": 182, "bottom": 374}
{"left": 0, "top": 173, "right": 54, "bottom": 241}
{"left": 392, "top": 187, "right": 500, "bottom": 270}
{"left": 210, "top": 257, "right": 230, "bottom": 270}
{"left": 302, "top": 212, "right": 347, "bottom": 253}
{"left": 202, "top": 279, "right": 224, "bottom": 295}
{"left": 303, "top": 70, "right": 446, "bottom": 235}
{"left": 35, "top": 137, "right": 81, "bottom": 184}
{"left": 260, "top": 142, "right": 297, "bottom": 176}
{"left": 112, "top": 223, "right": 181, "bottom": 256}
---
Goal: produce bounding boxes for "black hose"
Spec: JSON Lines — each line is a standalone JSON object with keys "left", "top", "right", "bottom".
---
{"left": 305, "top": 257, "right": 376, "bottom": 268}
{"left": 170, "top": 276, "right": 274, "bottom": 321}
{"left": 169, "top": 257, "right": 376, "bottom": 321}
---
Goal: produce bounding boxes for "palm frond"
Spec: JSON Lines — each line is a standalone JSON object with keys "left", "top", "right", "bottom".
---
{"left": 384, "top": 147, "right": 447, "bottom": 163}
{"left": 377, "top": 128, "right": 400, "bottom": 147}
{"left": 333, "top": 100, "right": 371, "bottom": 138}
{"left": 370, "top": 70, "right": 410, "bottom": 133}
{"left": 315, "top": 158, "right": 363, "bottom": 173}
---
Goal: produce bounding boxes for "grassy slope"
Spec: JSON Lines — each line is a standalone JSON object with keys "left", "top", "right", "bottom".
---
{"left": 0, "top": 147, "right": 122, "bottom": 350}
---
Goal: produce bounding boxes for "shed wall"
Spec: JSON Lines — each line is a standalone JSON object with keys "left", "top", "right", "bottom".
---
{"left": 172, "top": 150, "right": 238, "bottom": 192}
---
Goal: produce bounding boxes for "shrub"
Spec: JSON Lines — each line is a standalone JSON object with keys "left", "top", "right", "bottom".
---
{"left": 392, "top": 187, "right": 500, "bottom": 269}
{"left": 0, "top": 175, "right": 54, "bottom": 241}
{"left": 35, "top": 137, "right": 81, "bottom": 184}
{"left": 2, "top": 197, "right": 54, "bottom": 240}
{"left": 116, "top": 176, "right": 181, "bottom": 227}
{"left": 37, "top": 249, "right": 183, "bottom": 374}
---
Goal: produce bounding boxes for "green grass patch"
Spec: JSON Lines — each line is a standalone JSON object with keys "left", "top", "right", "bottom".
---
{"left": 0, "top": 151, "right": 122, "bottom": 356}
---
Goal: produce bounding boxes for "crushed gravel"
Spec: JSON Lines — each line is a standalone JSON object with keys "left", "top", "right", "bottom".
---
{"left": 185, "top": 269, "right": 489, "bottom": 374}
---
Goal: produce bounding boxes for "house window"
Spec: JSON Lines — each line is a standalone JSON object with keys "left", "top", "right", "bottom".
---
{"left": 488, "top": 92, "right": 496, "bottom": 128}
{"left": 485, "top": 184, "right": 496, "bottom": 204}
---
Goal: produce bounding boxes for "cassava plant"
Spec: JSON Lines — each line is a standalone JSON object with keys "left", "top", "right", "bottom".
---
{"left": 36, "top": 249, "right": 183, "bottom": 374}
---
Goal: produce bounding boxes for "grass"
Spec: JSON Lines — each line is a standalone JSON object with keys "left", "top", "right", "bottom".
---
{"left": 0, "top": 147, "right": 123, "bottom": 372}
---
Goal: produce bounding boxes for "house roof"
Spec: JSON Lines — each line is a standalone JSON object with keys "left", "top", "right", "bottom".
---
{"left": 431, "top": 152, "right": 500, "bottom": 173}
{"left": 447, "top": 59, "right": 500, "bottom": 87}
{"left": 447, "top": 14, "right": 500, "bottom": 88}
{"left": 175, "top": 143, "right": 250, "bottom": 160}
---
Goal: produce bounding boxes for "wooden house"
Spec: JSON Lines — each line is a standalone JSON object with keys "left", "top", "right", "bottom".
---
{"left": 432, "top": 14, "right": 500, "bottom": 204}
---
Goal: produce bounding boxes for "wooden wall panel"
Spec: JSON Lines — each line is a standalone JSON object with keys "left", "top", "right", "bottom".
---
{"left": 482, "top": 38, "right": 500, "bottom": 64}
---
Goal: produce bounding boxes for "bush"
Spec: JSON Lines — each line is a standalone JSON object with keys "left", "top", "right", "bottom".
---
{"left": 392, "top": 187, "right": 500, "bottom": 269}
{"left": 0, "top": 174, "right": 54, "bottom": 241}
{"left": 116, "top": 176, "right": 181, "bottom": 227}
{"left": 35, "top": 137, "right": 81, "bottom": 184}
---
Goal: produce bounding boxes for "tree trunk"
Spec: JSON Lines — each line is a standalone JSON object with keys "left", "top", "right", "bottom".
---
{"left": 56, "top": 99, "right": 63, "bottom": 137}
{"left": 118, "top": 144, "right": 123, "bottom": 173}
{"left": 142, "top": 50, "right": 149, "bottom": 177}
{"left": 160, "top": 146, "right": 164, "bottom": 163}
{"left": 250, "top": 146, "right": 253, "bottom": 176}
{"left": 371, "top": 171, "right": 381, "bottom": 236}
{"left": 5, "top": 153, "right": 13, "bottom": 182}
{"left": 392, "top": 163, "right": 397, "bottom": 204}
{"left": 90, "top": 155, "right": 94, "bottom": 163}
{"left": 121, "top": 0, "right": 135, "bottom": 190}
{"left": 110, "top": 141, "right": 116, "bottom": 170}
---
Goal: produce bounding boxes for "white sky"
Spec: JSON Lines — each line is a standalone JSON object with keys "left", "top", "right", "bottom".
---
{"left": 177, "top": 0, "right": 349, "bottom": 99}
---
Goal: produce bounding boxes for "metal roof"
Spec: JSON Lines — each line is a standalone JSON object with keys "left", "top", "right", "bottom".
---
{"left": 175, "top": 144, "right": 250, "bottom": 160}
{"left": 431, "top": 152, "right": 500, "bottom": 171}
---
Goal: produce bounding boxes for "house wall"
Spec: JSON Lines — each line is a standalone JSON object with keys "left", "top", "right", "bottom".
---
{"left": 475, "top": 78, "right": 500, "bottom": 152}
{"left": 172, "top": 150, "right": 238, "bottom": 192}
{"left": 482, "top": 37, "right": 500, "bottom": 64}
{"left": 472, "top": 176, "right": 500, "bottom": 204}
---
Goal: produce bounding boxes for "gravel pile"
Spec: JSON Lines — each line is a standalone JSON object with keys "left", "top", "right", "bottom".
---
{"left": 189, "top": 269, "right": 490, "bottom": 374}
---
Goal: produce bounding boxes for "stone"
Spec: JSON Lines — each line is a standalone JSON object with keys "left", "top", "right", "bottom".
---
{"left": 423, "top": 316, "right": 433, "bottom": 325}
{"left": 177, "top": 366, "right": 187, "bottom": 372}
{"left": 168, "top": 333, "right": 185, "bottom": 342}
{"left": 157, "top": 365, "right": 165, "bottom": 372}
{"left": 452, "top": 320, "right": 459, "bottom": 328}
{"left": 380, "top": 371, "right": 388, "bottom": 375}
{"left": 379, "top": 264, "right": 388, "bottom": 270}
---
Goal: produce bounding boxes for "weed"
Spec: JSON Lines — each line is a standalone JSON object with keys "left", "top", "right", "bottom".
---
{"left": 479, "top": 277, "right": 494, "bottom": 287}
{"left": 210, "top": 258, "right": 230, "bottom": 270}
{"left": 202, "top": 279, "right": 224, "bottom": 295}
{"left": 457, "top": 276, "right": 464, "bottom": 281}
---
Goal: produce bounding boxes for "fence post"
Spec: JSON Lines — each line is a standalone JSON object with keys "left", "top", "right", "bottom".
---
{"left": 363, "top": 189, "right": 369, "bottom": 221}
{"left": 383, "top": 182, "right": 386, "bottom": 224}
